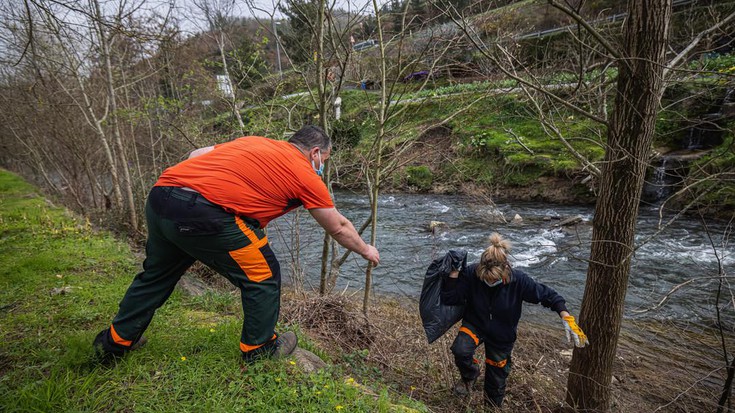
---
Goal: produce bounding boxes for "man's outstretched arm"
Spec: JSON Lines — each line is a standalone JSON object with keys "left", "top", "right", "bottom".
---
{"left": 309, "top": 208, "right": 380, "bottom": 266}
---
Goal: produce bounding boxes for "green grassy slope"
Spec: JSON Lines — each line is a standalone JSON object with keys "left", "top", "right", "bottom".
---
{"left": 0, "top": 169, "right": 426, "bottom": 412}
{"left": 287, "top": 88, "right": 604, "bottom": 197}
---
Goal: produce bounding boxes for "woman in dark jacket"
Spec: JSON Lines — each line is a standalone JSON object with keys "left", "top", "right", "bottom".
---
{"left": 441, "top": 233, "right": 588, "bottom": 408}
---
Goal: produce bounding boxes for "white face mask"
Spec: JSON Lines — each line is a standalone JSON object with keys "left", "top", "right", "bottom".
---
{"left": 311, "top": 150, "right": 324, "bottom": 176}
{"left": 484, "top": 279, "right": 503, "bottom": 288}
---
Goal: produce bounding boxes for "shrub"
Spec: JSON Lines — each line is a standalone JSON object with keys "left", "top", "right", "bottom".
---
{"left": 687, "top": 125, "right": 735, "bottom": 215}
{"left": 550, "top": 158, "right": 579, "bottom": 174}
{"left": 405, "top": 166, "right": 433, "bottom": 191}
{"left": 331, "top": 119, "right": 362, "bottom": 151}
{"left": 503, "top": 166, "right": 543, "bottom": 187}
{"left": 454, "top": 158, "right": 494, "bottom": 186}
{"left": 688, "top": 52, "right": 735, "bottom": 74}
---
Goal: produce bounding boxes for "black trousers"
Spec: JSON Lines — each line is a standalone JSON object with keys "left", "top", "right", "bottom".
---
{"left": 95, "top": 186, "right": 281, "bottom": 360}
{"left": 450, "top": 322, "right": 512, "bottom": 407}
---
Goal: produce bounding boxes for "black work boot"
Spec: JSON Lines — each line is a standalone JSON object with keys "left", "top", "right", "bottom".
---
{"left": 273, "top": 331, "right": 298, "bottom": 358}
{"left": 453, "top": 379, "right": 474, "bottom": 396}
{"left": 93, "top": 329, "right": 147, "bottom": 363}
{"left": 130, "top": 336, "right": 148, "bottom": 351}
{"left": 453, "top": 363, "right": 480, "bottom": 397}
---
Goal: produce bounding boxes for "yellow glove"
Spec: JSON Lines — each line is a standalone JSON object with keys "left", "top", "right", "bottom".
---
{"left": 562, "top": 315, "right": 589, "bottom": 348}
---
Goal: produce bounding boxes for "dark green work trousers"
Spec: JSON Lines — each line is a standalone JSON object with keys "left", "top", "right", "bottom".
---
{"left": 95, "top": 186, "right": 281, "bottom": 360}
{"left": 451, "top": 322, "right": 512, "bottom": 408}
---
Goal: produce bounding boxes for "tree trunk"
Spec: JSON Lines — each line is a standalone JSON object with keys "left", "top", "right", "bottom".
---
{"left": 566, "top": 1, "right": 672, "bottom": 411}
{"left": 363, "top": 0, "right": 388, "bottom": 315}
{"left": 216, "top": 32, "right": 245, "bottom": 134}
{"left": 93, "top": 0, "right": 138, "bottom": 230}
{"left": 318, "top": 163, "right": 332, "bottom": 295}
{"left": 316, "top": 0, "right": 333, "bottom": 296}
{"left": 72, "top": 73, "right": 123, "bottom": 212}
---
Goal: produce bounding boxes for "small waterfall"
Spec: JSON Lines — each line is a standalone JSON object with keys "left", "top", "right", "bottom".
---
{"left": 643, "top": 156, "right": 682, "bottom": 203}
{"left": 683, "top": 113, "right": 725, "bottom": 150}
{"left": 684, "top": 128, "right": 702, "bottom": 150}
{"left": 643, "top": 85, "right": 729, "bottom": 202}
{"left": 653, "top": 158, "right": 670, "bottom": 200}
{"left": 679, "top": 87, "right": 732, "bottom": 150}
{"left": 643, "top": 156, "right": 685, "bottom": 203}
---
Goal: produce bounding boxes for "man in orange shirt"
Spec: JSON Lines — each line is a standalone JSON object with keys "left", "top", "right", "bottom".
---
{"left": 93, "top": 125, "right": 379, "bottom": 362}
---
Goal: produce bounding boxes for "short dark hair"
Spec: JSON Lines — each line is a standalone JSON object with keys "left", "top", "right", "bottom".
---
{"left": 289, "top": 125, "right": 331, "bottom": 152}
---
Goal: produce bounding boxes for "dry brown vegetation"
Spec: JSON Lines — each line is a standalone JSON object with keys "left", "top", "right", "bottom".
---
{"left": 281, "top": 291, "right": 733, "bottom": 412}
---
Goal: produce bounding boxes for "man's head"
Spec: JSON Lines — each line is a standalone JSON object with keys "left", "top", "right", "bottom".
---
{"left": 289, "top": 125, "right": 332, "bottom": 176}
{"left": 289, "top": 125, "right": 331, "bottom": 153}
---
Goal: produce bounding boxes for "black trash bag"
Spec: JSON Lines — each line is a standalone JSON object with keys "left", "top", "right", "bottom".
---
{"left": 419, "top": 250, "right": 467, "bottom": 344}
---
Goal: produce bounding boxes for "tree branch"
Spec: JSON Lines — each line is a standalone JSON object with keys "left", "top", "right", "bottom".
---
{"left": 548, "top": 0, "right": 625, "bottom": 64}
{"left": 664, "top": 10, "right": 735, "bottom": 79}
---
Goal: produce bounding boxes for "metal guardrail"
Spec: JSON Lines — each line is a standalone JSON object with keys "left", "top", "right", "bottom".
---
{"left": 353, "top": 39, "right": 377, "bottom": 52}
{"left": 514, "top": 0, "right": 695, "bottom": 41}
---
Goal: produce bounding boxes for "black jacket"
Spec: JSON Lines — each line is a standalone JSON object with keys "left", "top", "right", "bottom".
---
{"left": 440, "top": 263, "right": 567, "bottom": 351}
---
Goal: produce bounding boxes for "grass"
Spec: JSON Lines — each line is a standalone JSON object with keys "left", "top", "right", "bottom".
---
{"left": 0, "top": 169, "right": 427, "bottom": 412}
{"left": 325, "top": 88, "right": 605, "bottom": 193}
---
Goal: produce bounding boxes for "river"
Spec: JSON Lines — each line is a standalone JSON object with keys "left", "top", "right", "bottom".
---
{"left": 268, "top": 191, "right": 734, "bottom": 326}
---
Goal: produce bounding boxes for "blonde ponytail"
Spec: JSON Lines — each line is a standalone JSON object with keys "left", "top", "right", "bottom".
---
{"left": 476, "top": 232, "right": 512, "bottom": 285}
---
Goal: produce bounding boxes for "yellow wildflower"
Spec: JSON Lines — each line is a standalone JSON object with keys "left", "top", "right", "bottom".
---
{"left": 181, "top": 356, "right": 187, "bottom": 361}
{"left": 335, "top": 406, "right": 344, "bottom": 411}
{"left": 289, "top": 361, "right": 296, "bottom": 365}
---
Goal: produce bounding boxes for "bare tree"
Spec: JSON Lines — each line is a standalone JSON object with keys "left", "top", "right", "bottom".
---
{"left": 13, "top": 0, "right": 128, "bottom": 218}
{"left": 0, "top": 0, "right": 187, "bottom": 231}
{"left": 190, "top": 0, "right": 246, "bottom": 134}
{"left": 91, "top": 0, "right": 138, "bottom": 230}
{"left": 565, "top": 1, "right": 672, "bottom": 409}
{"left": 250, "top": 0, "right": 473, "bottom": 307}
{"left": 354, "top": 3, "right": 472, "bottom": 313}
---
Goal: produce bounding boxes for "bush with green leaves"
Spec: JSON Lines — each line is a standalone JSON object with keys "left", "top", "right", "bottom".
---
{"left": 688, "top": 52, "right": 735, "bottom": 74}
{"left": 686, "top": 123, "right": 735, "bottom": 214}
{"left": 405, "top": 166, "right": 433, "bottom": 191}
{"left": 331, "top": 119, "right": 362, "bottom": 151}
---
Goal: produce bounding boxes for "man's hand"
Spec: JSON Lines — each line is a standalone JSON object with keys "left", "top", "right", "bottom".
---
{"left": 561, "top": 314, "right": 589, "bottom": 348}
{"left": 361, "top": 245, "right": 380, "bottom": 266}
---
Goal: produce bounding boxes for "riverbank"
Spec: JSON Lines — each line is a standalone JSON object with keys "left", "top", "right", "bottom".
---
{"left": 328, "top": 88, "right": 734, "bottom": 217}
{"left": 279, "top": 290, "right": 732, "bottom": 413}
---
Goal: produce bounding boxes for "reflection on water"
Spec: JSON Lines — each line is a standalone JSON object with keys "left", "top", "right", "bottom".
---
{"left": 268, "top": 191, "right": 733, "bottom": 325}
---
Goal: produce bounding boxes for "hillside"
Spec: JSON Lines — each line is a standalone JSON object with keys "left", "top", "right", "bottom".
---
{"left": 237, "top": 74, "right": 734, "bottom": 215}
{"left": 253, "top": 0, "right": 735, "bottom": 215}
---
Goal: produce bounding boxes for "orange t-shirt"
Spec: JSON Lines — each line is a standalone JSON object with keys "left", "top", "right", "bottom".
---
{"left": 155, "top": 136, "right": 334, "bottom": 227}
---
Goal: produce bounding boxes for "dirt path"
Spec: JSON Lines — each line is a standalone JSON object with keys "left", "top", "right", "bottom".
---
{"left": 282, "top": 292, "right": 735, "bottom": 412}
